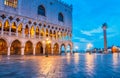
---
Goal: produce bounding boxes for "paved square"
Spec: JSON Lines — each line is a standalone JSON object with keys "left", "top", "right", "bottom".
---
{"left": 0, "top": 53, "right": 120, "bottom": 78}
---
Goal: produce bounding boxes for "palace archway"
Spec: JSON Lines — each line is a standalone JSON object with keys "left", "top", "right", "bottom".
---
{"left": 18, "top": 23, "right": 22, "bottom": 36}
{"left": 53, "top": 43, "right": 59, "bottom": 55}
{"left": 10, "top": 40, "right": 21, "bottom": 55}
{"left": 45, "top": 43, "right": 52, "bottom": 54}
{"left": 66, "top": 44, "right": 71, "bottom": 53}
{"left": 36, "top": 42, "right": 43, "bottom": 55}
{"left": 24, "top": 41, "right": 33, "bottom": 55}
{"left": 0, "top": 39, "right": 7, "bottom": 55}
{"left": 61, "top": 44, "right": 65, "bottom": 54}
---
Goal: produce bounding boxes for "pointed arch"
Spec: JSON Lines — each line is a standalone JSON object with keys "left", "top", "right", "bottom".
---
{"left": 58, "top": 31, "right": 61, "bottom": 39}
{"left": 64, "top": 32, "right": 67, "bottom": 40}
{"left": 24, "top": 41, "right": 33, "bottom": 55}
{"left": 30, "top": 26, "right": 35, "bottom": 37}
{"left": 18, "top": 23, "right": 23, "bottom": 36}
{"left": 45, "top": 42, "right": 52, "bottom": 54}
{"left": 56, "top": 31, "right": 59, "bottom": 39}
{"left": 4, "top": 20, "right": 10, "bottom": 31}
{"left": 53, "top": 43, "right": 59, "bottom": 55}
{"left": 25, "top": 25, "right": 29, "bottom": 37}
{"left": 38, "top": 5, "right": 46, "bottom": 16}
{"left": 61, "top": 44, "right": 66, "bottom": 54}
{"left": 0, "top": 38, "right": 8, "bottom": 55}
{"left": 11, "top": 22, "right": 17, "bottom": 32}
{"left": 46, "top": 29, "right": 49, "bottom": 37}
{"left": 36, "top": 42, "right": 43, "bottom": 55}
{"left": 36, "top": 26, "right": 39, "bottom": 37}
{"left": 53, "top": 31, "right": 56, "bottom": 39}
{"left": 10, "top": 40, "right": 21, "bottom": 55}
{"left": 50, "top": 30, "right": 52, "bottom": 38}
{"left": 40, "top": 28, "right": 45, "bottom": 37}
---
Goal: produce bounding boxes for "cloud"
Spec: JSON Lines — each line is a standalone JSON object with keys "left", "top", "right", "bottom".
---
{"left": 81, "top": 30, "right": 92, "bottom": 36}
{"left": 80, "top": 26, "right": 102, "bottom": 36}
{"left": 99, "top": 33, "right": 119, "bottom": 39}
{"left": 73, "top": 37, "right": 92, "bottom": 43}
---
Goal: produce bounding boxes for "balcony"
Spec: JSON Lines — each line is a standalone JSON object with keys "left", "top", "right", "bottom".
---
{"left": 0, "top": 30, "right": 71, "bottom": 41}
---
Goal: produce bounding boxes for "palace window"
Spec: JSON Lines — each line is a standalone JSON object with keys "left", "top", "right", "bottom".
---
{"left": 4, "top": 0, "right": 18, "bottom": 8}
{"left": 38, "top": 5, "right": 46, "bottom": 16}
{"left": 58, "top": 13, "right": 64, "bottom": 22}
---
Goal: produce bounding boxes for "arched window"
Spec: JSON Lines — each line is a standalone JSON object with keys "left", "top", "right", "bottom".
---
{"left": 38, "top": 5, "right": 46, "bottom": 16}
{"left": 58, "top": 13, "right": 64, "bottom": 22}
{"left": 4, "top": 0, "right": 18, "bottom": 8}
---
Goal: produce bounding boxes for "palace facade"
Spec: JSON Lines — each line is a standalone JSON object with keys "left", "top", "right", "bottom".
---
{"left": 0, "top": 0, "right": 73, "bottom": 55}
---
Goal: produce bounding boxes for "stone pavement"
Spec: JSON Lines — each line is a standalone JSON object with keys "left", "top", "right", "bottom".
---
{"left": 0, "top": 53, "right": 120, "bottom": 78}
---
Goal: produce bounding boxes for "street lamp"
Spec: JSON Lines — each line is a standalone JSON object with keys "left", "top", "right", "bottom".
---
{"left": 86, "top": 43, "right": 93, "bottom": 54}
{"left": 75, "top": 46, "right": 78, "bottom": 53}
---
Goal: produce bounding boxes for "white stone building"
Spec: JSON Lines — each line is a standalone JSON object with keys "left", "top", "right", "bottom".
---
{"left": 0, "top": 0, "right": 73, "bottom": 55}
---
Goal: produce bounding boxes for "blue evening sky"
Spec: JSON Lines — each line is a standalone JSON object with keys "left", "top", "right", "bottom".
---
{"left": 62, "top": 0, "right": 120, "bottom": 50}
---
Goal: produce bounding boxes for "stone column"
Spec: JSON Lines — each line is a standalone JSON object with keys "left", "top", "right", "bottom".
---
{"left": 51, "top": 48, "right": 53, "bottom": 55}
{"left": 22, "top": 28, "right": 25, "bottom": 38}
{"left": 56, "top": 31, "right": 57, "bottom": 40}
{"left": 33, "top": 46, "right": 36, "bottom": 55}
{"left": 16, "top": 27, "right": 18, "bottom": 37}
{"left": 44, "top": 28, "right": 46, "bottom": 38}
{"left": 21, "top": 47, "right": 24, "bottom": 55}
{"left": 43, "top": 45, "right": 45, "bottom": 55}
{"left": 29, "top": 30, "right": 30, "bottom": 38}
{"left": 65, "top": 46, "right": 67, "bottom": 54}
{"left": 51, "top": 30, "right": 53, "bottom": 40}
{"left": 9, "top": 26, "right": 11, "bottom": 36}
{"left": 59, "top": 47, "right": 61, "bottom": 55}
{"left": 1, "top": 23, "right": 3, "bottom": 35}
{"left": 34, "top": 32, "right": 36, "bottom": 38}
{"left": 48, "top": 30, "right": 50, "bottom": 38}
{"left": 39, "top": 27, "right": 41, "bottom": 39}
{"left": 7, "top": 46, "right": 10, "bottom": 56}
{"left": 70, "top": 48, "right": 73, "bottom": 54}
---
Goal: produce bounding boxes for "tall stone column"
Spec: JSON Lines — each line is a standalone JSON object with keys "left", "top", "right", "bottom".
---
{"left": 102, "top": 23, "right": 107, "bottom": 53}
